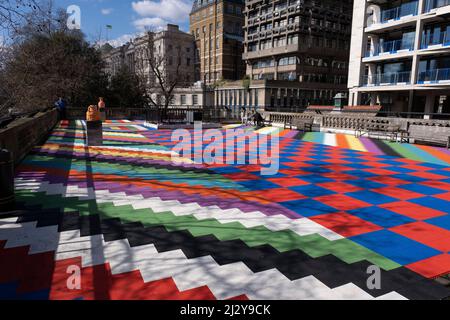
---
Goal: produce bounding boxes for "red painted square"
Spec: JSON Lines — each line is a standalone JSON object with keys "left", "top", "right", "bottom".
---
{"left": 278, "top": 168, "right": 311, "bottom": 176}
{"left": 372, "top": 186, "right": 423, "bottom": 201}
{"left": 420, "top": 180, "right": 450, "bottom": 191}
{"left": 247, "top": 188, "right": 306, "bottom": 202}
{"left": 362, "top": 161, "right": 390, "bottom": 168}
{"left": 434, "top": 192, "right": 450, "bottom": 201}
{"left": 407, "top": 254, "right": 450, "bottom": 278}
{"left": 268, "top": 177, "right": 310, "bottom": 187}
{"left": 314, "top": 194, "right": 372, "bottom": 211}
{"left": 390, "top": 222, "right": 450, "bottom": 252}
{"left": 409, "top": 171, "right": 448, "bottom": 180}
{"left": 367, "top": 176, "right": 410, "bottom": 186}
{"left": 363, "top": 168, "right": 399, "bottom": 176}
{"left": 400, "top": 164, "right": 433, "bottom": 171}
{"left": 321, "top": 171, "right": 359, "bottom": 181}
{"left": 380, "top": 201, "right": 446, "bottom": 220}
{"left": 310, "top": 212, "right": 382, "bottom": 237}
{"left": 223, "top": 172, "right": 260, "bottom": 181}
{"left": 318, "top": 182, "right": 363, "bottom": 193}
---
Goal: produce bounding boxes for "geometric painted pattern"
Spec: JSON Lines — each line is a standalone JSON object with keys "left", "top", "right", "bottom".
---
{"left": 1, "top": 120, "right": 450, "bottom": 300}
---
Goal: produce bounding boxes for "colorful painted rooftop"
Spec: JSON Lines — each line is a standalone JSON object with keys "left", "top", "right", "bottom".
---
{"left": 1, "top": 120, "right": 450, "bottom": 300}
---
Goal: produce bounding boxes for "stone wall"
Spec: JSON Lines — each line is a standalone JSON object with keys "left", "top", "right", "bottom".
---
{"left": 0, "top": 109, "right": 58, "bottom": 166}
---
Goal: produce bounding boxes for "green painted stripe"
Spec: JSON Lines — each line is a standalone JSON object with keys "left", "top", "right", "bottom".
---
{"left": 15, "top": 189, "right": 401, "bottom": 270}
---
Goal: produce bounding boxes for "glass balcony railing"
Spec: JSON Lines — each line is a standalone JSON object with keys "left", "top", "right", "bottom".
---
{"left": 379, "top": 1, "right": 418, "bottom": 24}
{"left": 418, "top": 68, "right": 450, "bottom": 83}
{"left": 425, "top": 0, "right": 450, "bottom": 13}
{"left": 365, "top": 39, "right": 415, "bottom": 57}
{"left": 421, "top": 30, "right": 450, "bottom": 49}
{"left": 363, "top": 71, "right": 412, "bottom": 86}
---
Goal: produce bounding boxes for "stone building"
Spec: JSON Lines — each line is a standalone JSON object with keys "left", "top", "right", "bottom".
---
{"left": 189, "top": 0, "right": 246, "bottom": 83}
{"left": 102, "top": 24, "right": 195, "bottom": 87}
{"left": 214, "top": 0, "right": 353, "bottom": 112}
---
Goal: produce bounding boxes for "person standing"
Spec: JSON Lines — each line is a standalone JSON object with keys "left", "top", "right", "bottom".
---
{"left": 55, "top": 97, "right": 67, "bottom": 120}
{"left": 98, "top": 97, "right": 106, "bottom": 121}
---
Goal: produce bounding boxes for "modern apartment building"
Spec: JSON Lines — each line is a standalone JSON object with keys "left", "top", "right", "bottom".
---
{"left": 189, "top": 0, "right": 246, "bottom": 83}
{"left": 214, "top": 0, "right": 352, "bottom": 112}
{"left": 348, "top": 0, "right": 450, "bottom": 116}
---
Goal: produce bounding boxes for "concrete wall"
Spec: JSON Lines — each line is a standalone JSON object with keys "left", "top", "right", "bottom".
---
{"left": 0, "top": 109, "right": 58, "bottom": 166}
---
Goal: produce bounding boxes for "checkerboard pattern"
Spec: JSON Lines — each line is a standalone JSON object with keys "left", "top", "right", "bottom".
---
{"left": 1, "top": 120, "right": 449, "bottom": 300}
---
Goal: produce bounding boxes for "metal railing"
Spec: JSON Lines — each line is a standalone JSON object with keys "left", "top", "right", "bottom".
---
{"left": 425, "top": 0, "right": 450, "bottom": 12}
{"left": 421, "top": 30, "right": 450, "bottom": 49}
{"left": 365, "top": 39, "right": 414, "bottom": 57}
{"left": 363, "top": 71, "right": 412, "bottom": 87}
{"left": 418, "top": 68, "right": 450, "bottom": 83}
{"left": 380, "top": 1, "right": 418, "bottom": 24}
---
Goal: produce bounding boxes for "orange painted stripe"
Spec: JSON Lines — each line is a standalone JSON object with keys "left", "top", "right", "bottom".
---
{"left": 335, "top": 134, "right": 350, "bottom": 149}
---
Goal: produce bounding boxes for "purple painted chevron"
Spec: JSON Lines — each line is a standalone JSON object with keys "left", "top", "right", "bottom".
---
{"left": 16, "top": 171, "right": 301, "bottom": 219}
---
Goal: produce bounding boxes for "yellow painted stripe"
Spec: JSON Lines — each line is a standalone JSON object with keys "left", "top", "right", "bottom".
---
{"left": 345, "top": 134, "right": 367, "bottom": 152}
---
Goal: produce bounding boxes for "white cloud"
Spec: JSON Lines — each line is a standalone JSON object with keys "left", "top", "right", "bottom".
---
{"left": 132, "top": 0, "right": 191, "bottom": 22}
{"left": 133, "top": 17, "right": 167, "bottom": 31}
{"left": 101, "top": 8, "right": 114, "bottom": 15}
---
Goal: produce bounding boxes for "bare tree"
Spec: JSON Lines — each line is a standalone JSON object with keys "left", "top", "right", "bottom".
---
{"left": 0, "top": 0, "right": 47, "bottom": 38}
{"left": 137, "top": 30, "right": 183, "bottom": 121}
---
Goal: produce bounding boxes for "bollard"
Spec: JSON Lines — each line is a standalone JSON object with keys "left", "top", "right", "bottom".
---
{"left": 86, "top": 120, "right": 103, "bottom": 146}
{"left": 0, "top": 149, "right": 15, "bottom": 212}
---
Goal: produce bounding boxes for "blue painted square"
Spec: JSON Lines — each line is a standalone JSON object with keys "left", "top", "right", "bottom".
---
{"left": 429, "top": 170, "right": 450, "bottom": 177}
{"left": 341, "top": 170, "right": 378, "bottom": 178}
{"left": 345, "top": 179, "right": 387, "bottom": 190}
{"left": 289, "top": 185, "right": 336, "bottom": 198}
{"left": 383, "top": 166, "right": 415, "bottom": 174}
{"left": 236, "top": 179, "right": 280, "bottom": 190}
{"left": 280, "top": 199, "right": 338, "bottom": 217}
{"left": 411, "top": 197, "right": 450, "bottom": 214}
{"left": 212, "top": 167, "right": 243, "bottom": 174}
{"left": 348, "top": 206, "right": 415, "bottom": 228}
{"left": 400, "top": 184, "right": 446, "bottom": 196}
{"left": 301, "top": 166, "right": 333, "bottom": 174}
{"left": 391, "top": 174, "right": 427, "bottom": 183}
{"left": 350, "top": 230, "right": 441, "bottom": 265}
{"left": 346, "top": 190, "right": 397, "bottom": 205}
{"left": 296, "top": 174, "right": 334, "bottom": 184}
{"left": 426, "top": 215, "right": 450, "bottom": 231}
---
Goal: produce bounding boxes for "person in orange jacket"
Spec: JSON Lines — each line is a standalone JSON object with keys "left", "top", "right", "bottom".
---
{"left": 86, "top": 105, "right": 101, "bottom": 122}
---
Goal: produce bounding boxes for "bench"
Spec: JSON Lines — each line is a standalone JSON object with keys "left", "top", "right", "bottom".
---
{"left": 285, "top": 118, "right": 314, "bottom": 132}
{"left": 356, "top": 120, "right": 401, "bottom": 141}
{"left": 408, "top": 125, "right": 450, "bottom": 149}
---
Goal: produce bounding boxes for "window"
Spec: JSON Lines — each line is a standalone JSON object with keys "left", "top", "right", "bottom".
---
{"left": 216, "top": 38, "right": 220, "bottom": 49}
{"left": 187, "top": 58, "right": 191, "bottom": 66}
{"left": 193, "top": 94, "right": 198, "bottom": 105}
{"left": 181, "top": 95, "right": 186, "bottom": 105}
{"left": 236, "top": 6, "right": 241, "bottom": 15}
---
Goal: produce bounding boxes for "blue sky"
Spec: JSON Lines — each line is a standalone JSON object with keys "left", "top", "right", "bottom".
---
{"left": 54, "top": 0, "right": 192, "bottom": 46}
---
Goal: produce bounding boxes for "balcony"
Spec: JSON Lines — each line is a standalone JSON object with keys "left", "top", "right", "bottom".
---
{"left": 365, "top": 39, "right": 415, "bottom": 58}
{"left": 418, "top": 68, "right": 450, "bottom": 83}
{"left": 366, "top": 1, "right": 418, "bottom": 31}
{"left": 363, "top": 71, "right": 412, "bottom": 87}
{"left": 425, "top": 0, "right": 450, "bottom": 12}
{"left": 421, "top": 30, "right": 450, "bottom": 49}
{"left": 380, "top": 2, "right": 418, "bottom": 24}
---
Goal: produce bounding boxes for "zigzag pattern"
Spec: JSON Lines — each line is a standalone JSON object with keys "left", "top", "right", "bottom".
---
{"left": 2, "top": 121, "right": 450, "bottom": 300}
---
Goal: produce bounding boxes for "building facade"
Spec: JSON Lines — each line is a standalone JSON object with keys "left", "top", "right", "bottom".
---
{"left": 189, "top": 0, "right": 246, "bottom": 83}
{"left": 214, "top": 0, "right": 352, "bottom": 113}
{"left": 103, "top": 24, "right": 195, "bottom": 87}
{"left": 348, "top": 0, "right": 450, "bottom": 116}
